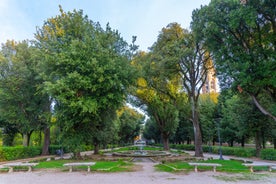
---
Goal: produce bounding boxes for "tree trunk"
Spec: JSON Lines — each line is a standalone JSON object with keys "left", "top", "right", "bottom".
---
{"left": 230, "top": 140, "right": 234, "bottom": 147}
{"left": 262, "top": 131, "right": 266, "bottom": 149}
{"left": 241, "top": 136, "right": 245, "bottom": 147}
{"left": 191, "top": 96, "right": 203, "bottom": 157}
{"left": 94, "top": 143, "right": 100, "bottom": 154}
{"left": 39, "top": 131, "right": 42, "bottom": 146}
{"left": 162, "top": 133, "right": 170, "bottom": 151}
{"left": 23, "top": 132, "right": 31, "bottom": 147}
{"left": 192, "top": 104, "right": 203, "bottom": 157}
{"left": 187, "top": 137, "right": 191, "bottom": 145}
{"left": 255, "top": 131, "right": 262, "bottom": 157}
{"left": 194, "top": 121, "right": 203, "bottom": 157}
{"left": 274, "top": 138, "right": 276, "bottom": 149}
{"left": 42, "top": 127, "right": 50, "bottom": 155}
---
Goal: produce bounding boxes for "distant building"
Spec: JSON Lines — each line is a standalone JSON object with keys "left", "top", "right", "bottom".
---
{"left": 202, "top": 67, "right": 218, "bottom": 94}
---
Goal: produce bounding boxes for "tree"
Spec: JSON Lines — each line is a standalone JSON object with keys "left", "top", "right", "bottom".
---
{"left": 219, "top": 91, "right": 250, "bottom": 147}
{"left": 199, "top": 93, "right": 218, "bottom": 145}
{"left": 35, "top": 7, "right": 135, "bottom": 154}
{"left": 219, "top": 89, "right": 273, "bottom": 156}
{"left": 117, "top": 106, "right": 144, "bottom": 145}
{"left": 132, "top": 52, "right": 180, "bottom": 150}
{"left": 171, "top": 94, "right": 192, "bottom": 145}
{"left": 0, "top": 40, "right": 51, "bottom": 147}
{"left": 150, "top": 23, "right": 212, "bottom": 157}
{"left": 143, "top": 119, "right": 161, "bottom": 144}
{"left": 191, "top": 0, "right": 276, "bottom": 121}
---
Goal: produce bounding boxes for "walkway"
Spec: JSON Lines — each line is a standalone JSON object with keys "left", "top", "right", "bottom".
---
{"left": 1, "top": 151, "right": 276, "bottom": 184}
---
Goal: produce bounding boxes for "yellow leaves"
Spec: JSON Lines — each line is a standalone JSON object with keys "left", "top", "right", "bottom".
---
{"left": 209, "top": 92, "right": 219, "bottom": 104}
{"left": 56, "top": 26, "right": 65, "bottom": 37}
{"left": 43, "top": 18, "right": 65, "bottom": 38}
{"left": 136, "top": 88, "right": 156, "bottom": 103}
{"left": 200, "top": 92, "right": 219, "bottom": 104}
{"left": 137, "top": 77, "right": 147, "bottom": 87}
{"left": 51, "top": 116, "right": 57, "bottom": 123}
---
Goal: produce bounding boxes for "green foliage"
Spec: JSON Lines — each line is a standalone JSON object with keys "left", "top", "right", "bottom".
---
{"left": 260, "top": 149, "right": 276, "bottom": 161}
{"left": 35, "top": 7, "right": 136, "bottom": 151}
{"left": 117, "top": 107, "right": 143, "bottom": 144}
{"left": 192, "top": 0, "right": 276, "bottom": 120}
{"left": 34, "top": 160, "right": 131, "bottom": 172}
{"left": 0, "top": 41, "right": 51, "bottom": 146}
{"left": 143, "top": 119, "right": 161, "bottom": 143}
{"left": 0, "top": 146, "right": 41, "bottom": 161}
{"left": 170, "top": 144, "right": 257, "bottom": 158}
{"left": 199, "top": 94, "right": 218, "bottom": 144}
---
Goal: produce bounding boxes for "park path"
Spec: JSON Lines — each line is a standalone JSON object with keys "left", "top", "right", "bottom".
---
{"left": 1, "top": 150, "right": 276, "bottom": 184}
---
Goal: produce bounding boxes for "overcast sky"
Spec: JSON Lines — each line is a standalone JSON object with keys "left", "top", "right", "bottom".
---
{"left": 0, "top": 0, "right": 210, "bottom": 51}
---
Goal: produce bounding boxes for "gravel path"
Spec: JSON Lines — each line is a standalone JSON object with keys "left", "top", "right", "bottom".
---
{"left": 1, "top": 162, "right": 276, "bottom": 184}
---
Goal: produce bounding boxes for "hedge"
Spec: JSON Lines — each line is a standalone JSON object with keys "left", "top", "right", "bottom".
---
{"left": 260, "top": 149, "right": 276, "bottom": 161}
{"left": 170, "top": 144, "right": 276, "bottom": 160}
{"left": 0, "top": 145, "right": 90, "bottom": 161}
{"left": 0, "top": 146, "right": 41, "bottom": 161}
{"left": 0, "top": 145, "right": 68, "bottom": 161}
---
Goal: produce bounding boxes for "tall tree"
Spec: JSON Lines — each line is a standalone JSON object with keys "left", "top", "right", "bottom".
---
{"left": 192, "top": 0, "right": 276, "bottom": 121}
{"left": 132, "top": 52, "right": 180, "bottom": 150}
{"left": 150, "top": 23, "right": 211, "bottom": 157}
{"left": 0, "top": 40, "right": 51, "bottom": 147}
{"left": 35, "top": 7, "right": 135, "bottom": 154}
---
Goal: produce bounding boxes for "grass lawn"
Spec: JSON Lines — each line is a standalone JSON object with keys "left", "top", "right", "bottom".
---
{"left": 156, "top": 159, "right": 273, "bottom": 173}
{"left": 0, "top": 160, "right": 133, "bottom": 172}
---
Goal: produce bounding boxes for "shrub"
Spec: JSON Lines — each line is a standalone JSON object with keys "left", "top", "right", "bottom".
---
{"left": 260, "top": 149, "right": 276, "bottom": 161}
{"left": 170, "top": 144, "right": 257, "bottom": 158}
{"left": 0, "top": 146, "right": 41, "bottom": 161}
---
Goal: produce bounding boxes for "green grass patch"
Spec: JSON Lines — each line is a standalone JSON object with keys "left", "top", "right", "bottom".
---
{"left": 32, "top": 159, "right": 132, "bottom": 172}
{"left": 199, "top": 159, "right": 249, "bottom": 173}
{"left": 0, "top": 159, "right": 133, "bottom": 172}
{"left": 34, "top": 159, "right": 68, "bottom": 169}
{"left": 156, "top": 159, "right": 251, "bottom": 173}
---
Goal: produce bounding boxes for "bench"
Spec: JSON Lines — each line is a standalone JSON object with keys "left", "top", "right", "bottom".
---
{"left": 3, "top": 162, "right": 38, "bottom": 173}
{"left": 188, "top": 163, "right": 222, "bottom": 172}
{"left": 63, "top": 162, "right": 95, "bottom": 172}
{"left": 242, "top": 163, "right": 276, "bottom": 172}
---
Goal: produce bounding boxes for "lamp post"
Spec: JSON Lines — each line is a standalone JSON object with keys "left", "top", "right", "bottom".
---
{"left": 216, "top": 118, "right": 224, "bottom": 160}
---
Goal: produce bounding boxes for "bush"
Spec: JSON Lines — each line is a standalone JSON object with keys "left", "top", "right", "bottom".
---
{"left": 0, "top": 146, "right": 41, "bottom": 161}
{"left": 260, "top": 149, "right": 276, "bottom": 161}
{"left": 170, "top": 144, "right": 257, "bottom": 158}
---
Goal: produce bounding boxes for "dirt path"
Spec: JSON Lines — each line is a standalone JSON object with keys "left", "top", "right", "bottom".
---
{"left": 1, "top": 161, "right": 276, "bottom": 184}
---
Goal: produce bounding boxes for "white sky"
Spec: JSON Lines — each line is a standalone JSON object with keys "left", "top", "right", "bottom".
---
{"left": 0, "top": 0, "right": 210, "bottom": 51}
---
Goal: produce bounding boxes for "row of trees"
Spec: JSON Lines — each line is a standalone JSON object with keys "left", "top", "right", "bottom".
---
{"left": 0, "top": 7, "right": 143, "bottom": 155}
{"left": 133, "top": 0, "right": 275, "bottom": 157}
{"left": 0, "top": 1, "right": 275, "bottom": 157}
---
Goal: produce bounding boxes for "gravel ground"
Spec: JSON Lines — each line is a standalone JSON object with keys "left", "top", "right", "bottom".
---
{"left": 1, "top": 162, "right": 276, "bottom": 184}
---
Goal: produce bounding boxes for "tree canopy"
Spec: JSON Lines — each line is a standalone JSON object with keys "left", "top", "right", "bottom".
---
{"left": 191, "top": 0, "right": 276, "bottom": 120}
{"left": 35, "top": 7, "right": 136, "bottom": 154}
